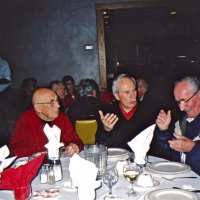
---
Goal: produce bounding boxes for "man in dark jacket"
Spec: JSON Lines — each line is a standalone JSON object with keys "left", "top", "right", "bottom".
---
{"left": 96, "top": 74, "right": 155, "bottom": 151}
{"left": 156, "top": 76, "right": 200, "bottom": 175}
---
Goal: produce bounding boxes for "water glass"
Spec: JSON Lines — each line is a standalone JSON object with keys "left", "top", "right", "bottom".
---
{"left": 103, "top": 167, "right": 119, "bottom": 199}
{"left": 84, "top": 144, "right": 107, "bottom": 179}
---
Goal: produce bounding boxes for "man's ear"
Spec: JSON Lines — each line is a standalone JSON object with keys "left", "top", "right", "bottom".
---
{"left": 113, "top": 92, "right": 120, "bottom": 101}
{"left": 34, "top": 104, "right": 42, "bottom": 113}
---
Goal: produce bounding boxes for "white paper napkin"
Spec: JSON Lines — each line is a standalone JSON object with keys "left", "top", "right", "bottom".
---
{"left": 0, "top": 145, "right": 16, "bottom": 172}
{"left": 128, "top": 124, "right": 156, "bottom": 165}
{"left": 43, "top": 124, "right": 64, "bottom": 158}
{"left": 69, "top": 153, "right": 101, "bottom": 200}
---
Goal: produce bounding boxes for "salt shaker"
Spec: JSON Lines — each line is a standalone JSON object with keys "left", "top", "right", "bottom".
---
{"left": 40, "top": 165, "right": 48, "bottom": 184}
{"left": 48, "top": 166, "right": 55, "bottom": 185}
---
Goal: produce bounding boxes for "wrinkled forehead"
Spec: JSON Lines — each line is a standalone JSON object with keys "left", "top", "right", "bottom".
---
{"left": 33, "top": 89, "right": 57, "bottom": 103}
{"left": 118, "top": 77, "right": 136, "bottom": 87}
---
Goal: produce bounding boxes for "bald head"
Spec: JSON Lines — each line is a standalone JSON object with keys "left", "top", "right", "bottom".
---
{"left": 32, "top": 88, "right": 60, "bottom": 121}
{"left": 32, "top": 88, "right": 55, "bottom": 104}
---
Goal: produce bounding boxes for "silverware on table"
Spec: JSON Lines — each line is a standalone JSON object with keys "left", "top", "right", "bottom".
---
{"left": 173, "top": 187, "right": 200, "bottom": 193}
{"left": 162, "top": 176, "right": 197, "bottom": 181}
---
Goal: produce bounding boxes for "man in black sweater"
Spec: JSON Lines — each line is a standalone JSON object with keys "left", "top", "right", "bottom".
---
{"left": 96, "top": 74, "right": 156, "bottom": 151}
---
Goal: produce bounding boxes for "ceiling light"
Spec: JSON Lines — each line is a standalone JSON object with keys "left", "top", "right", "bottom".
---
{"left": 170, "top": 11, "right": 177, "bottom": 15}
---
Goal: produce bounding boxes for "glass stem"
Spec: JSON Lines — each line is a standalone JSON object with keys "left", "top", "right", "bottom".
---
{"left": 108, "top": 185, "right": 112, "bottom": 195}
{"left": 131, "top": 182, "right": 134, "bottom": 192}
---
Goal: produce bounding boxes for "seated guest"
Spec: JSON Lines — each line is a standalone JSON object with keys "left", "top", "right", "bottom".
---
{"left": 156, "top": 76, "right": 200, "bottom": 175}
{"left": 96, "top": 74, "right": 154, "bottom": 151}
{"left": 62, "top": 75, "right": 76, "bottom": 108}
{"left": 66, "top": 79, "right": 110, "bottom": 126}
{"left": 16, "top": 77, "right": 38, "bottom": 117}
{"left": 49, "top": 80, "right": 67, "bottom": 112}
{"left": 137, "top": 78, "right": 149, "bottom": 102}
{"left": 9, "top": 88, "right": 83, "bottom": 157}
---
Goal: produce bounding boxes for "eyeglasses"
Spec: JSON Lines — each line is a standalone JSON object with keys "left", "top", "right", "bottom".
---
{"left": 35, "top": 99, "right": 59, "bottom": 107}
{"left": 175, "top": 89, "right": 199, "bottom": 106}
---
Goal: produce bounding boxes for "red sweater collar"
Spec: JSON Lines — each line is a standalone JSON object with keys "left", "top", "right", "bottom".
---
{"left": 119, "top": 103, "right": 138, "bottom": 120}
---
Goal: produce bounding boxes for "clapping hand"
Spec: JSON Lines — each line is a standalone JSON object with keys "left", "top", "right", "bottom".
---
{"left": 168, "top": 133, "right": 195, "bottom": 153}
{"left": 99, "top": 110, "right": 118, "bottom": 131}
{"left": 156, "top": 110, "right": 171, "bottom": 131}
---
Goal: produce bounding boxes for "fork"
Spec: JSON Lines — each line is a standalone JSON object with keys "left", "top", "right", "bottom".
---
{"left": 162, "top": 176, "right": 197, "bottom": 181}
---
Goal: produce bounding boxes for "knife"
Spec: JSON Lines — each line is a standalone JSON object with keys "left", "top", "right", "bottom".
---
{"left": 173, "top": 187, "right": 200, "bottom": 193}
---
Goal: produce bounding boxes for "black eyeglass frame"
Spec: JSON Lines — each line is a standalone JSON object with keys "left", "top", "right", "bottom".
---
{"left": 175, "top": 89, "right": 200, "bottom": 106}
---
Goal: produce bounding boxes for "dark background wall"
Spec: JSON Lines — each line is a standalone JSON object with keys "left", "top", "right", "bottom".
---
{"left": 0, "top": 0, "right": 132, "bottom": 87}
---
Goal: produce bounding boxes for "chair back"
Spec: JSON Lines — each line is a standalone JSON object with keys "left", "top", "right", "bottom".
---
{"left": 75, "top": 119, "right": 98, "bottom": 144}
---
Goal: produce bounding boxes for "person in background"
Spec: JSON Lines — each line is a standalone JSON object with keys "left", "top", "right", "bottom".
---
{"left": 137, "top": 78, "right": 149, "bottom": 102}
{"left": 0, "top": 57, "right": 11, "bottom": 147}
{"left": 66, "top": 78, "right": 110, "bottom": 126}
{"left": 16, "top": 77, "right": 38, "bottom": 116}
{"left": 49, "top": 80, "right": 67, "bottom": 112}
{"left": 0, "top": 57, "right": 11, "bottom": 92}
{"left": 9, "top": 88, "right": 83, "bottom": 157}
{"left": 62, "top": 75, "right": 76, "bottom": 108}
{"left": 96, "top": 74, "right": 154, "bottom": 151}
{"left": 156, "top": 76, "right": 200, "bottom": 175}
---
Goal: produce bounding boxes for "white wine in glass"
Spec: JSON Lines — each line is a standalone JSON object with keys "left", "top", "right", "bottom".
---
{"left": 123, "top": 164, "right": 140, "bottom": 197}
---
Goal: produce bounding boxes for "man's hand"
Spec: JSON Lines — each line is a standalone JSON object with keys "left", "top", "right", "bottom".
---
{"left": 64, "top": 143, "right": 79, "bottom": 156}
{"left": 168, "top": 133, "right": 195, "bottom": 153}
{"left": 99, "top": 110, "right": 118, "bottom": 132}
{"left": 156, "top": 110, "right": 171, "bottom": 131}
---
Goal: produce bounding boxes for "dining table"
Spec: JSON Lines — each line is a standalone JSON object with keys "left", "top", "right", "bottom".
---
{"left": 0, "top": 152, "right": 200, "bottom": 200}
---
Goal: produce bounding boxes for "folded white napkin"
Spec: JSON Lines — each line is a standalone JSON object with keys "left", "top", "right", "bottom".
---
{"left": 128, "top": 124, "right": 156, "bottom": 165}
{"left": 69, "top": 153, "right": 101, "bottom": 200}
{"left": 0, "top": 145, "right": 16, "bottom": 172}
{"left": 43, "top": 124, "right": 64, "bottom": 159}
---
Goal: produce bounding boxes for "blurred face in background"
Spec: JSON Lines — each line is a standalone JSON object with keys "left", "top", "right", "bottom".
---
{"left": 65, "top": 80, "right": 74, "bottom": 95}
{"left": 114, "top": 77, "right": 137, "bottom": 113}
{"left": 137, "top": 79, "right": 148, "bottom": 99}
{"left": 51, "top": 82, "right": 66, "bottom": 100}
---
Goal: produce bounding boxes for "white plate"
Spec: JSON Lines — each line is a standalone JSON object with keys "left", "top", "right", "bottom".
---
{"left": 107, "top": 148, "right": 129, "bottom": 162}
{"left": 144, "top": 188, "right": 200, "bottom": 200}
{"left": 134, "top": 179, "right": 160, "bottom": 189}
{"left": 146, "top": 161, "right": 191, "bottom": 175}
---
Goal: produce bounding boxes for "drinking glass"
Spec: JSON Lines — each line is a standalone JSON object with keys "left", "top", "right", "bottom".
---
{"left": 84, "top": 144, "right": 107, "bottom": 180}
{"left": 136, "top": 156, "right": 148, "bottom": 173}
{"left": 103, "top": 167, "right": 119, "bottom": 199}
{"left": 123, "top": 163, "right": 140, "bottom": 198}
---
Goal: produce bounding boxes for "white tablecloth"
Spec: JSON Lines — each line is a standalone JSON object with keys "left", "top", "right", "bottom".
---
{"left": 0, "top": 156, "right": 199, "bottom": 200}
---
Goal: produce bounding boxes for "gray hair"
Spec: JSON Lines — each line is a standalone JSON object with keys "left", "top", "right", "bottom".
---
{"left": 175, "top": 76, "right": 200, "bottom": 92}
{"left": 112, "top": 74, "right": 136, "bottom": 93}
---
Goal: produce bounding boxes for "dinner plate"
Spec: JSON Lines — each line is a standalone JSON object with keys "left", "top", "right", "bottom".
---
{"left": 144, "top": 188, "right": 200, "bottom": 200}
{"left": 107, "top": 148, "right": 129, "bottom": 162}
{"left": 146, "top": 161, "right": 191, "bottom": 175}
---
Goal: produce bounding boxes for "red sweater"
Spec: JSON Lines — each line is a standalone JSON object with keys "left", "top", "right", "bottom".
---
{"left": 9, "top": 109, "right": 83, "bottom": 157}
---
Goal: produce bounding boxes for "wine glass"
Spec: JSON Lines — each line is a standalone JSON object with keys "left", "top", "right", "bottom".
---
{"left": 103, "top": 167, "right": 119, "bottom": 199}
{"left": 123, "top": 163, "right": 140, "bottom": 198}
{"left": 136, "top": 156, "right": 148, "bottom": 173}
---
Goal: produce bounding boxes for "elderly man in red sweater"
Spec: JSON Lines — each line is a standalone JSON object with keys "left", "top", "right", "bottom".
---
{"left": 9, "top": 88, "right": 83, "bottom": 157}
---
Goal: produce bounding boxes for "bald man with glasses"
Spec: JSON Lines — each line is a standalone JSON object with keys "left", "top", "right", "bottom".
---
{"left": 9, "top": 88, "right": 83, "bottom": 157}
{"left": 156, "top": 76, "right": 200, "bottom": 175}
